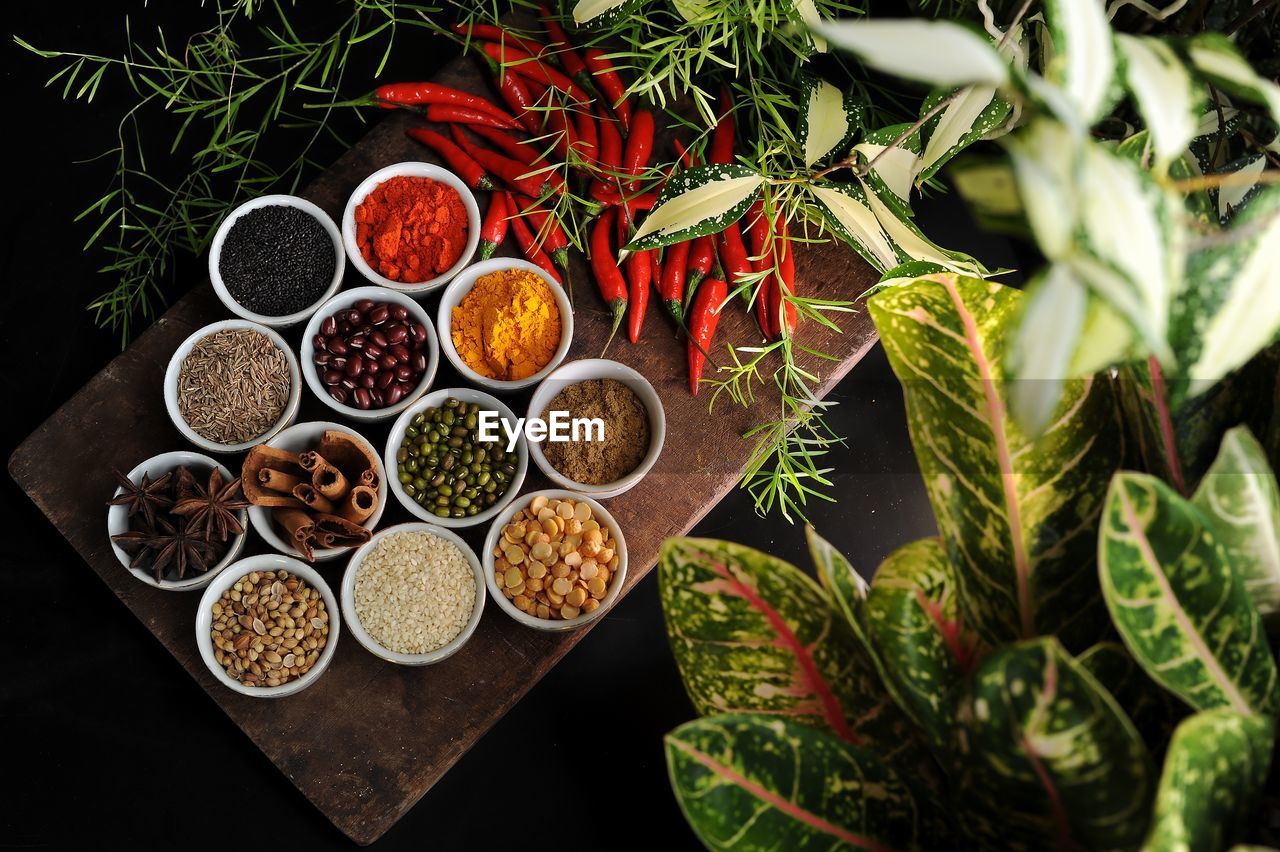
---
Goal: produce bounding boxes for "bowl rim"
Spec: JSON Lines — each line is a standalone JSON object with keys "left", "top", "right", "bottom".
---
{"left": 383, "top": 387, "right": 528, "bottom": 529}
{"left": 163, "top": 319, "right": 303, "bottom": 455}
{"left": 298, "top": 285, "right": 439, "bottom": 422}
{"left": 246, "top": 419, "right": 388, "bottom": 561}
{"left": 341, "top": 162, "right": 481, "bottom": 295}
{"left": 194, "top": 553, "right": 341, "bottom": 698}
{"left": 106, "top": 450, "right": 249, "bottom": 591}
{"left": 481, "top": 489, "right": 629, "bottom": 632}
{"left": 435, "top": 257, "right": 575, "bottom": 392}
{"left": 524, "top": 358, "right": 666, "bottom": 497}
{"left": 340, "top": 521, "right": 487, "bottom": 665}
{"left": 208, "top": 193, "right": 346, "bottom": 327}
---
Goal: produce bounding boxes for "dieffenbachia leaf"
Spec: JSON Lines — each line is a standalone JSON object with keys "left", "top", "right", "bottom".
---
{"left": 1042, "top": 0, "right": 1117, "bottom": 124}
{"left": 855, "top": 124, "right": 922, "bottom": 206}
{"left": 1078, "top": 641, "right": 1183, "bottom": 753}
{"left": 625, "top": 165, "right": 763, "bottom": 251}
{"left": 1185, "top": 33, "right": 1280, "bottom": 123}
{"left": 1117, "top": 35, "right": 1205, "bottom": 170}
{"left": 793, "top": 0, "right": 827, "bottom": 53}
{"left": 1193, "top": 426, "right": 1280, "bottom": 621}
{"left": 799, "top": 75, "right": 862, "bottom": 167}
{"left": 1214, "top": 154, "right": 1267, "bottom": 222}
{"left": 658, "top": 538, "right": 914, "bottom": 756}
{"left": 1099, "top": 471, "right": 1280, "bottom": 716}
{"left": 865, "top": 538, "right": 978, "bottom": 750}
{"left": 1005, "top": 118, "right": 1080, "bottom": 258}
{"left": 1183, "top": 184, "right": 1280, "bottom": 392}
{"left": 869, "top": 274, "right": 1123, "bottom": 648}
{"left": 1142, "top": 709, "right": 1276, "bottom": 852}
{"left": 955, "top": 638, "right": 1157, "bottom": 850}
{"left": 665, "top": 714, "right": 922, "bottom": 851}
{"left": 917, "top": 84, "right": 1012, "bottom": 184}
{"left": 571, "top": 0, "right": 631, "bottom": 25}
{"left": 814, "top": 19, "right": 1008, "bottom": 88}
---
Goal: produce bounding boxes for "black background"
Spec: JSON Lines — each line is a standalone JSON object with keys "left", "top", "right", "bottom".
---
{"left": 2, "top": 4, "right": 1017, "bottom": 849}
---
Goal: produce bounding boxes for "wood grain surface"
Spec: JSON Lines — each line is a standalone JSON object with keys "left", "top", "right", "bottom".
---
{"left": 9, "top": 60, "right": 879, "bottom": 844}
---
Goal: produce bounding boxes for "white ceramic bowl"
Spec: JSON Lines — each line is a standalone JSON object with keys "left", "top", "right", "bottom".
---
{"left": 299, "top": 286, "right": 439, "bottom": 423}
{"left": 341, "top": 162, "right": 481, "bottom": 296}
{"left": 384, "top": 388, "right": 528, "bottom": 529}
{"left": 195, "top": 554, "right": 340, "bottom": 698}
{"left": 208, "top": 194, "right": 345, "bottom": 328}
{"left": 107, "top": 451, "right": 248, "bottom": 591}
{"left": 247, "top": 420, "right": 388, "bottom": 562}
{"left": 525, "top": 359, "right": 666, "bottom": 499}
{"left": 164, "top": 319, "right": 303, "bottom": 455}
{"left": 436, "top": 257, "right": 574, "bottom": 393}
{"left": 482, "top": 490, "right": 628, "bottom": 632}
{"left": 340, "top": 522, "right": 487, "bottom": 665}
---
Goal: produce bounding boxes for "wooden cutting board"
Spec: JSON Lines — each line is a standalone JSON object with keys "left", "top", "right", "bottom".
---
{"left": 8, "top": 56, "right": 879, "bottom": 845}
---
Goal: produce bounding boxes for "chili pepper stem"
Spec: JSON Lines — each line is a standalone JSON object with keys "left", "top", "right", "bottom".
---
{"left": 601, "top": 299, "right": 626, "bottom": 355}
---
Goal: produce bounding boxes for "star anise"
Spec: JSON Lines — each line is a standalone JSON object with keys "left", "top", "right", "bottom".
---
{"left": 110, "top": 527, "right": 157, "bottom": 573}
{"left": 172, "top": 464, "right": 201, "bottom": 502}
{"left": 107, "top": 469, "right": 173, "bottom": 528}
{"left": 141, "top": 517, "right": 217, "bottom": 583}
{"left": 171, "top": 468, "right": 249, "bottom": 542}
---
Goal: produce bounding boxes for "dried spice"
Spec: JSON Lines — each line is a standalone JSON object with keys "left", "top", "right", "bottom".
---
{"left": 108, "top": 469, "right": 174, "bottom": 528}
{"left": 177, "top": 328, "right": 291, "bottom": 446}
{"left": 450, "top": 268, "right": 561, "bottom": 381}
{"left": 219, "top": 204, "right": 336, "bottom": 316}
{"left": 209, "top": 569, "right": 330, "bottom": 688}
{"left": 540, "top": 379, "right": 650, "bottom": 486}
{"left": 172, "top": 467, "right": 249, "bottom": 542}
{"left": 354, "top": 176, "right": 468, "bottom": 282}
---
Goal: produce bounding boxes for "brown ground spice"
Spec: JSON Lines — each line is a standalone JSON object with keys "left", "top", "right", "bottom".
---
{"left": 541, "top": 379, "right": 650, "bottom": 486}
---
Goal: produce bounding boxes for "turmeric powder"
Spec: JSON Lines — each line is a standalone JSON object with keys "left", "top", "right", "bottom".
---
{"left": 451, "top": 268, "right": 562, "bottom": 381}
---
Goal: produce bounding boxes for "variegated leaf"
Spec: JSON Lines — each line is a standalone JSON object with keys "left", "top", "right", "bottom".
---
{"left": 1078, "top": 641, "right": 1183, "bottom": 753}
{"left": 666, "top": 714, "right": 921, "bottom": 851}
{"left": 658, "top": 538, "right": 912, "bottom": 755}
{"left": 1005, "top": 118, "right": 1080, "bottom": 259}
{"left": 1143, "top": 709, "right": 1275, "bottom": 852}
{"left": 955, "top": 638, "right": 1157, "bottom": 850}
{"left": 1118, "top": 35, "right": 1205, "bottom": 169}
{"left": 1214, "top": 154, "right": 1267, "bottom": 222}
{"left": 799, "top": 75, "right": 862, "bottom": 167}
{"left": 626, "top": 165, "right": 763, "bottom": 251}
{"left": 1099, "top": 471, "right": 1280, "bottom": 716}
{"left": 1185, "top": 33, "right": 1280, "bottom": 123}
{"left": 854, "top": 124, "right": 923, "bottom": 211}
{"left": 869, "top": 274, "right": 1123, "bottom": 648}
{"left": 859, "top": 179, "right": 983, "bottom": 274}
{"left": 865, "top": 538, "right": 978, "bottom": 750}
{"left": 571, "top": 0, "right": 631, "bottom": 26}
{"left": 810, "top": 182, "right": 899, "bottom": 271}
{"left": 814, "top": 19, "right": 1008, "bottom": 87}
{"left": 948, "top": 154, "right": 1031, "bottom": 238}
{"left": 793, "top": 0, "right": 827, "bottom": 53}
{"left": 1042, "top": 0, "right": 1117, "bottom": 124}
{"left": 806, "top": 525, "right": 870, "bottom": 643}
{"left": 1193, "top": 426, "right": 1280, "bottom": 620}
{"left": 917, "top": 84, "right": 1012, "bottom": 184}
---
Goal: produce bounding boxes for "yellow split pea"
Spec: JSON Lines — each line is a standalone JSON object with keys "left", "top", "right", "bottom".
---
{"left": 451, "top": 268, "right": 561, "bottom": 381}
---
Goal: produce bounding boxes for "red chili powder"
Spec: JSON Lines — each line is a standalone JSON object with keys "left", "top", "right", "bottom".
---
{"left": 354, "top": 176, "right": 469, "bottom": 282}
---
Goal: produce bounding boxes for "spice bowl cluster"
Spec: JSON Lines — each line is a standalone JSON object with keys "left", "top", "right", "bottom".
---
{"left": 108, "top": 156, "right": 664, "bottom": 696}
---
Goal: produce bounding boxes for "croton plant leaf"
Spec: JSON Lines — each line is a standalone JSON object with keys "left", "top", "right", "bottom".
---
{"left": 1192, "top": 426, "right": 1280, "bottom": 621}
{"left": 955, "top": 638, "right": 1156, "bottom": 850}
{"left": 625, "top": 164, "right": 763, "bottom": 251}
{"left": 868, "top": 274, "right": 1124, "bottom": 649}
{"left": 658, "top": 538, "right": 916, "bottom": 759}
{"left": 1099, "top": 471, "right": 1279, "bottom": 716}
{"left": 864, "top": 537, "right": 979, "bottom": 751}
{"left": 805, "top": 525, "right": 871, "bottom": 645}
{"left": 1142, "top": 708, "right": 1276, "bottom": 852}
{"left": 1078, "top": 641, "right": 1183, "bottom": 753}
{"left": 665, "top": 714, "right": 922, "bottom": 851}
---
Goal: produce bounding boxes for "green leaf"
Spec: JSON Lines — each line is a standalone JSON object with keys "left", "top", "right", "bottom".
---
{"left": 1042, "top": 0, "right": 1117, "bottom": 125}
{"left": 1143, "top": 709, "right": 1276, "bottom": 852}
{"left": 571, "top": 0, "right": 633, "bottom": 26}
{"left": 918, "top": 85, "right": 1013, "bottom": 183}
{"left": 948, "top": 154, "right": 1031, "bottom": 239}
{"left": 1078, "top": 641, "right": 1184, "bottom": 753}
{"left": 865, "top": 538, "right": 978, "bottom": 750}
{"left": 1099, "top": 471, "right": 1279, "bottom": 716}
{"left": 665, "top": 714, "right": 922, "bottom": 851}
{"left": 869, "top": 274, "right": 1123, "bottom": 648}
{"left": 805, "top": 525, "right": 870, "bottom": 643}
{"left": 1005, "top": 117, "right": 1080, "bottom": 258}
{"left": 814, "top": 18, "right": 1008, "bottom": 88}
{"left": 658, "top": 538, "right": 912, "bottom": 754}
{"left": 625, "top": 165, "right": 763, "bottom": 251}
{"left": 798, "top": 74, "right": 863, "bottom": 167}
{"left": 955, "top": 638, "right": 1157, "bottom": 850}
{"left": 1192, "top": 427, "right": 1280, "bottom": 621}
{"left": 1185, "top": 33, "right": 1280, "bottom": 124}
{"left": 1117, "top": 35, "right": 1205, "bottom": 170}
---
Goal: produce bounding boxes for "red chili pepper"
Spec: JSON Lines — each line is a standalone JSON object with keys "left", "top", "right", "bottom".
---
{"left": 478, "top": 192, "right": 509, "bottom": 261}
{"left": 685, "top": 235, "right": 715, "bottom": 297}
{"left": 590, "top": 208, "right": 628, "bottom": 351}
{"left": 452, "top": 23, "right": 548, "bottom": 58}
{"left": 687, "top": 266, "right": 728, "bottom": 395}
{"left": 404, "top": 128, "right": 494, "bottom": 191}
{"left": 573, "top": 108, "right": 599, "bottom": 165}
{"left": 589, "top": 182, "right": 658, "bottom": 215}
{"left": 496, "top": 72, "right": 541, "bottom": 135}
{"left": 744, "top": 200, "right": 770, "bottom": 272}
{"left": 771, "top": 218, "right": 798, "bottom": 339}
{"left": 582, "top": 47, "right": 632, "bottom": 132}
{"left": 424, "top": 103, "right": 519, "bottom": 130}
{"left": 626, "top": 249, "right": 652, "bottom": 343}
{"left": 483, "top": 43, "right": 589, "bottom": 103}
{"left": 711, "top": 85, "right": 735, "bottom": 165}
{"left": 538, "top": 5, "right": 590, "bottom": 83}
{"left": 373, "top": 81, "right": 509, "bottom": 122}
{"left": 505, "top": 193, "right": 562, "bottom": 284}
{"left": 543, "top": 100, "right": 579, "bottom": 162}
{"left": 450, "top": 126, "right": 548, "bottom": 198}
{"left": 660, "top": 239, "right": 691, "bottom": 324}
{"left": 510, "top": 193, "right": 570, "bottom": 271}
{"left": 467, "top": 124, "right": 541, "bottom": 167}
{"left": 622, "top": 110, "right": 655, "bottom": 187}
{"left": 672, "top": 138, "right": 694, "bottom": 168}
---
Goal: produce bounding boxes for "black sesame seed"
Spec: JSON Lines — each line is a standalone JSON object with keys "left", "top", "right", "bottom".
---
{"left": 219, "top": 204, "right": 337, "bottom": 316}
